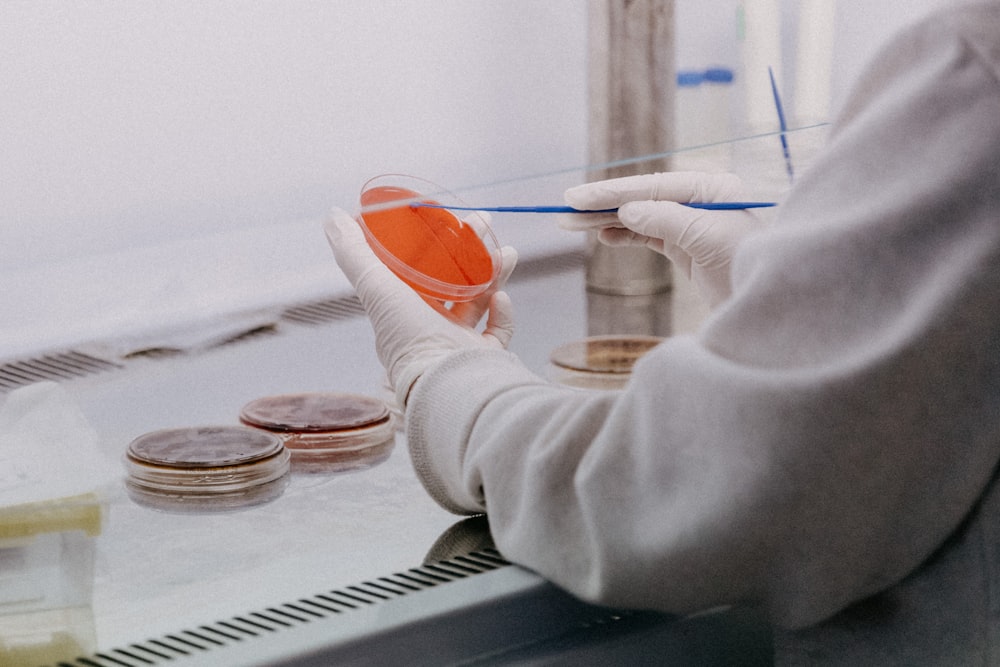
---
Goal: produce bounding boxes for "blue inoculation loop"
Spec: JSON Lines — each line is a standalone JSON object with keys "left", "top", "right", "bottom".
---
{"left": 410, "top": 202, "right": 776, "bottom": 215}
{"left": 769, "top": 66, "right": 794, "bottom": 184}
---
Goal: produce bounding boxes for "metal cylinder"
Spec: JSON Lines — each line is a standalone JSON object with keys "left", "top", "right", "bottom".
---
{"left": 585, "top": 239, "right": 672, "bottom": 296}
{"left": 585, "top": 0, "right": 676, "bottom": 332}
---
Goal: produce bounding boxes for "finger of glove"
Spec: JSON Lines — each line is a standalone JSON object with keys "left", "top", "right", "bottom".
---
{"left": 597, "top": 226, "right": 693, "bottom": 277}
{"left": 324, "top": 207, "right": 381, "bottom": 286}
{"left": 556, "top": 211, "right": 621, "bottom": 232}
{"left": 482, "top": 291, "right": 515, "bottom": 349}
{"left": 564, "top": 171, "right": 745, "bottom": 211}
{"left": 620, "top": 201, "right": 760, "bottom": 273}
{"left": 496, "top": 245, "right": 518, "bottom": 287}
{"left": 674, "top": 210, "right": 757, "bottom": 273}
{"left": 324, "top": 210, "right": 422, "bottom": 340}
{"left": 389, "top": 292, "right": 512, "bottom": 408}
{"left": 616, "top": 200, "right": 708, "bottom": 247}
{"left": 617, "top": 199, "right": 722, "bottom": 272}
{"left": 449, "top": 245, "right": 518, "bottom": 328}
{"left": 325, "top": 208, "right": 443, "bottom": 373}
{"left": 596, "top": 227, "right": 665, "bottom": 255}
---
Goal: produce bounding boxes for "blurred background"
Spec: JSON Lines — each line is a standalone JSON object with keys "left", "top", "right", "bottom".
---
{"left": 1, "top": 0, "right": 948, "bottom": 357}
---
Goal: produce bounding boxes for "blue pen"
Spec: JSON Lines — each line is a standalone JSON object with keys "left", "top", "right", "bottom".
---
{"left": 411, "top": 202, "right": 776, "bottom": 214}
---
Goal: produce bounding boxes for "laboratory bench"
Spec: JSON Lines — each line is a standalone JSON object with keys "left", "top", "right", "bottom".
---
{"left": 3, "top": 247, "right": 771, "bottom": 666}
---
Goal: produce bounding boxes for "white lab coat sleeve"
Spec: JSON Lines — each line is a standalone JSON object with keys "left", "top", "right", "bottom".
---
{"left": 405, "top": 5, "right": 1000, "bottom": 629}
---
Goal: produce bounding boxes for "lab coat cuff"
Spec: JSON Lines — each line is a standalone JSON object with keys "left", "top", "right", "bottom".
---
{"left": 405, "top": 348, "right": 542, "bottom": 515}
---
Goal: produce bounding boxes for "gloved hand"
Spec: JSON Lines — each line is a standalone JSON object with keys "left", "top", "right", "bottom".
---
{"left": 325, "top": 207, "right": 517, "bottom": 408}
{"left": 561, "top": 172, "right": 765, "bottom": 307}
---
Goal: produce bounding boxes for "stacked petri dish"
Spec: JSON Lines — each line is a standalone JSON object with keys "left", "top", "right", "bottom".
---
{"left": 124, "top": 426, "right": 291, "bottom": 512}
{"left": 239, "top": 392, "right": 396, "bottom": 474}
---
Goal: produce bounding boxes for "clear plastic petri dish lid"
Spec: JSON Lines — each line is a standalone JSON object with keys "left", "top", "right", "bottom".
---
{"left": 239, "top": 392, "right": 396, "bottom": 473}
{"left": 549, "top": 335, "right": 665, "bottom": 389}
{"left": 358, "top": 174, "right": 503, "bottom": 302}
{"left": 124, "top": 426, "right": 291, "bottom": 512}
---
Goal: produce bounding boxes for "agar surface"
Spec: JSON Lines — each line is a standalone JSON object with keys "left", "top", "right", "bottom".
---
{"left": 360, "top": 185, "right": 494, "bottom": 292}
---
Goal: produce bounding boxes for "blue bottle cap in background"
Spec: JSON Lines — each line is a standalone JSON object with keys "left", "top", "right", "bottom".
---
{"left": 676, "top": 70, "right": 704, "bottom": 87}
{"left": 703, "top": 67, "right": 734, "bottom": 84}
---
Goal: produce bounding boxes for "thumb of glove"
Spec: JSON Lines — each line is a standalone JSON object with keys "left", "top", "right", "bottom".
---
{"left": 481, "top": 291, "right": 515, "bottom": 349}
{"left": 325, "top": 206, "right": 384, "bottom": 287}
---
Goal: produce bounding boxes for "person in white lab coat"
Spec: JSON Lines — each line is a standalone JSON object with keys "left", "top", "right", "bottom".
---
{"left": 326, "top": 4, "right": 1000, "bottom": 663}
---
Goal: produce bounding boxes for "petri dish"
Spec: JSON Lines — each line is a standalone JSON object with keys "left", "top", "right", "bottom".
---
{"left": 124, "top": 426, "right": 291, "bottom": 512}
{"left": 358, "top": 174, "right": 503, "bottom": 302}
{"left": 239, "top": 392, "right": 396, "bottom": 473}
{"left": 548, "top": 335, "right": 664, "bottom": 390}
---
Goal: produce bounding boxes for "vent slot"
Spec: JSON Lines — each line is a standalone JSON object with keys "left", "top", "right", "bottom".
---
{"left": 1, "top": 249, "right": 584, "bottom": 395}
{"left": 54, "top": 549, "right": 510, "bottom": 667}
{"left": 281, "top": 295, "right": 366, "bottom": 325}
{"left": 0, "top": 351, "right": 121, "bottom": 393}
{"left": 279, "top": 249, "right": 585, "bottom": 329}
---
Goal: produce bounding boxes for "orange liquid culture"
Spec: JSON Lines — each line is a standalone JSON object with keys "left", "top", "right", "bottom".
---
{"left": 359, "top": 184, "right": 496, "bottom": 301}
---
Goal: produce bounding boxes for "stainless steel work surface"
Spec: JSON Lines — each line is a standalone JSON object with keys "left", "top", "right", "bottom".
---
{"left": 61, "top": 252, "right": 595, "bottom": 651}
{"left": 6, "top": 247, "right": 773, "bottom": 667}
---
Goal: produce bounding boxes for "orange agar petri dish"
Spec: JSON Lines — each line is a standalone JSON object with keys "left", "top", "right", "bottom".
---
{"left": 549, "top": 335, "right": 664, "bottom": 389}
{"left": 124, "top": 426, "right": 291, "bottom": 512}
{"left": 239, "top": 392, "right": 396, "bottom": 473}
{"left": 358, "top": 174, "right": 503, "bottom": 302}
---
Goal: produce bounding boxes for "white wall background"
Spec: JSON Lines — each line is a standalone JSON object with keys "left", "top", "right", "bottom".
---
{"left": 2, "top": 0, "right": 952, "bottom": 269}
{"left": 0, "top": 1, "right": 589, "bottom": 272}
{"left": 675, "top": 0, "right": 952, "bottom": 125}
{"left": 0, "top": 0, "right": 955, "bottom": 356}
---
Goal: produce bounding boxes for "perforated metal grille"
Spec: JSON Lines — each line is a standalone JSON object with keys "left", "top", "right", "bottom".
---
{"left": 0, "top": 351, "right": 122, "bottom": 393}
{"left": 280, "top": 294, "right": 366, "bottom": 326}
{"left": 1, "top": 249, "right": 584, "bottom": 393}
{"left": 53, "top": 549, "right": 510, "bottom": 667}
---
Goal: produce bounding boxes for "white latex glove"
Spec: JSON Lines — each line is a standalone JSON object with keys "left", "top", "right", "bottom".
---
{"left": 325, "top": 207, "right": 517, "bottom": 408}
{"left": 561, "top": 172, "right": 765, "bottom": 307}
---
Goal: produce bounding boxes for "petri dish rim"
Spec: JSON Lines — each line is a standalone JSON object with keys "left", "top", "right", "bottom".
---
{"left": 357, "top": 173, "right": 503, "bottom": 302}
{"left": 126, "top": 425, "right": 286, "bottom": 468}
{"left": 238, "top": 392, "right": 398, "bottom": 473}
{"left": 238, "top": 392, "right": 389, "bottom": 433}
{"left": 123, "top": 426, "right": 292, "bottom": 511}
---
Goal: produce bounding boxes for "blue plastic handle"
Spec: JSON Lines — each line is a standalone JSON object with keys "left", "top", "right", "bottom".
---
{"left": 411, "top": 202, "right": 775, "bottom": 214}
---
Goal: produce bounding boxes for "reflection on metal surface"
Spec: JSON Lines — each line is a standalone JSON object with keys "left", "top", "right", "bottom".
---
{"left": 586, "top": 290, "right": 673, "bottom": 338}
{"left": 549, "top": 335, "right": 666, "bottom": 389}
{"left": 51, "top": 548, "right": 511, "bottom": 667}
{"left": 424, "top": 515, "right": 495, "bottom": 565}
{"left": 585, "top": 0, "right": 675, "bottom": 330}
{"left": 585, "top": 239, "right": 674, "bottom": 298}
